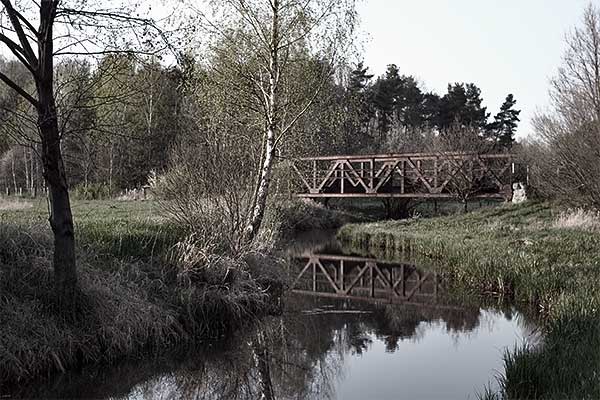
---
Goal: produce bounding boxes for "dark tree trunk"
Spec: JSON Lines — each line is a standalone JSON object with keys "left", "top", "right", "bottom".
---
{"left": 39, "top": 108, "right": 77, "bottom": 308}
{"left": 382, "top": 198, "right": 411, "bottom": 220}
{"left": 38, "top": 0, "right": 78, "bottom": 309}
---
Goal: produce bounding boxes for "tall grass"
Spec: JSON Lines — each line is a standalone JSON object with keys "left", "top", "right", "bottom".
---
{"left": 338, "top": 201, "right": 600, "bottom": 399}
{"left": 0, "top": 197, "right": 33, "bottom": 211}
{"left": 0, "top": 200, "right": 280, "bottom": 385}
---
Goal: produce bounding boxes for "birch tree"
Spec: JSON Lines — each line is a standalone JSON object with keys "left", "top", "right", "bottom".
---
{"left": 193, "top": 0, "right": 357, "bottom": 242}
{"left": 0, "top": 0, "right": 169, "bottom": 310}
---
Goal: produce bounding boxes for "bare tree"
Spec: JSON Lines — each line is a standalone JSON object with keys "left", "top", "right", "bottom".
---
{"left": 530, "top": 4, "right": 600, "bottom": 206}
{"left": 191, "top": 0, "right": 358, "bottom": 243}
{"left": 0, "top": 0, "right": 169, "bottom": 309}
{"left": 431, "top": 125, "right": 497, "bottom": 212}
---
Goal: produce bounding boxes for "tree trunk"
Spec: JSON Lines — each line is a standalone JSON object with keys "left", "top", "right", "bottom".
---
{"left": 34, "top": 147, "right": 39, "bottom": 197}
{"left": 39, "top": 102, "right": 78, "bottom": 308}
{"left": 109, "top": 141, "right": 114, "bottom": 197}
{"left": 30, "top": 147, "right": 35, "bottom": 194}
{"left": 38, "top": 0, "right": 78, "bottom": 310}
{"left": 245, "top": 130, "right": 275, "bottom": 242}
{"left": 23, "top": 147, "right": 29, "bottom": 196}
{"left": 11, "top": 154, "right": 16, "bottom": 195}
{"left": 244, "top": 0, "right": 280, "bottom": 243}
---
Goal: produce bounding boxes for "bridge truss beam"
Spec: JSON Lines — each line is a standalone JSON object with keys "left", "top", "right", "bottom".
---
{"left": 292, "top": 152, "right": 514, "bottom": 200}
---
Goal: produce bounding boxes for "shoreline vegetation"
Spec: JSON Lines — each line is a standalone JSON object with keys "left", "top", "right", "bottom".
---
{"left": 338, "top": 201, "right": 600, "bottom": 399}
{"left": 0, "top": 199, "right": 286, "bottom": 386}
{"left": 1, "top": 196, "right": 369, "bottom": 387}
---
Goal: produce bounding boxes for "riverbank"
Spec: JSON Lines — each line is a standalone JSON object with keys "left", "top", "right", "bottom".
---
{"left": 0, "top": 199, "right": 282, "bottom": 385}
{"left": 338, "top": 201, "right": 600, "bottom": 399}
{"left": 267, "top": 198, "right": 372, "bottom": 240}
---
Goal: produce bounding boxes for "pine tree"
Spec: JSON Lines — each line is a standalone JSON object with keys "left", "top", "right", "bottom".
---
{"left": 488, "top": 94, "right": 521, "bottom": 149}
{"left": 436, "top": 83, "right": 489, "bottom": 131}
{"left": 345, "top": 62, "right": 375, "bottom": 150}
{"left": 371, "top": 64, "right": 402, "bottom": 136}
{"left": 395, "top": 76, "right": 426, "bottom": 129}
{"left": 348, "top": 62, "right": 373, "bottom": 93}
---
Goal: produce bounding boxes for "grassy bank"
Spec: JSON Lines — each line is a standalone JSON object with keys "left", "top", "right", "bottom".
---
{"left": 0, "top": 199, "right": 281, "bottom": 385}
{"left": 338, "top": 201, "right": 600, "bottom": 399}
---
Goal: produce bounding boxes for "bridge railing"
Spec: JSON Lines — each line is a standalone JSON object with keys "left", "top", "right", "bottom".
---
{"left": 291, "top": 152, "right": 515, "bottom": 200}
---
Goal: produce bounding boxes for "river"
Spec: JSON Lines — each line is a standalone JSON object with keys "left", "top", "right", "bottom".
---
{"left": 8, "top": 230, "right": 540, "bottom": 400}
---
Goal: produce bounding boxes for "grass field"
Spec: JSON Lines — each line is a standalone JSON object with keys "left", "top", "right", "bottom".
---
{"left": 1, "top": 198, "right": 185, "bottom": 260}
{"left": 338, "top": 201, "right": 600, "bottom": 399}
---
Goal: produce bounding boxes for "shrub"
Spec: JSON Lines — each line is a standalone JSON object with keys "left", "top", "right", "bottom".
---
{"left": 156, "top": 139, "right": 255, "bottom": 254}
{"left": 527, "top": 5, "right": 600, "bottom": 208}
{"left": 265, "top": 198, "right": 367, "bottom": 240}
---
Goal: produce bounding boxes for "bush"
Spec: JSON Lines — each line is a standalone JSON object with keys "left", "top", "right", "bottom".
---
{"left": 264, "top": 198, "right": 368, "bottom": 240}
{"left": 156, "top": 139, "right": 255, "bottom": 254}
{"left": 526, "top": 5, "right": 600, "bottom": 208}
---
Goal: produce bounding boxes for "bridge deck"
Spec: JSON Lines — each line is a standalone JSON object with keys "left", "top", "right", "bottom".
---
{"left": 292, "top": 152, "right": 514, "bottom": 200}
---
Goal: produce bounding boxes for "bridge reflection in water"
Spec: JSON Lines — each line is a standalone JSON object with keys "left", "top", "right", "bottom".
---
{"left": 291, "top": 253, "right": 455, "bottom": 309}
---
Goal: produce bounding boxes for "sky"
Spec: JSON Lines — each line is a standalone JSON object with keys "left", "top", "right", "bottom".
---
{"left": 356, "top": 0, "right": 598, "bottom": 139}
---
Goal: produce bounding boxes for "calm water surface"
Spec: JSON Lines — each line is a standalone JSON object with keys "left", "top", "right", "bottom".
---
{"left": 9, "top": 231, "right": 539, "bottom": 400}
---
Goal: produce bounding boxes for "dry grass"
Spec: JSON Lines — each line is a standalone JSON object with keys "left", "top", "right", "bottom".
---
{"left": 0, "top": 198, "right": 33, "bottom": 211}
{"left": 553, "top": 208, "right": 600, "bottom": 231}
{"left": 0, "top": 211, "right": 279, "bottom": 385}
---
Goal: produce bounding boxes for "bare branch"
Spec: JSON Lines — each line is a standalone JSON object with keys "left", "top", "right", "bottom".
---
{"left": 0, "top": 70, "right": 39, "bottom": 107}
{"left": 0, "top": 0, "right": 39, "bottom": 67}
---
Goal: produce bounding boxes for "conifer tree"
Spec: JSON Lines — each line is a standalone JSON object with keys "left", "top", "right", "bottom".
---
{"left": 488, "top": 94, "right": 521, "bottom": 149}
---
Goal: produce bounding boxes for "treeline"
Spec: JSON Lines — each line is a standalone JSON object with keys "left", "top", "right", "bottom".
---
{"left": 0, "top": 56, "right": 185, "bottom": 197}
{"left": 343, "top": 63, "right": 520, "bottom": 153}
{"left": 0, "top": 58, "right": 520, "bottom": 198}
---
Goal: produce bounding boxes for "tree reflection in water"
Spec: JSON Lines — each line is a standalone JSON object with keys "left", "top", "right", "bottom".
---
{"left": 12, "top": 291, "right": 535, "bottom": 400}
{"left": 8, "top": 232, "right": 539, "bottom": 400}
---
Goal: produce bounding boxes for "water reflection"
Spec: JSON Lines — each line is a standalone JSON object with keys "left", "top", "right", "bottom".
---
{"left": 292, "top": 254, "right": 443, "bottom": 306}
{"left": 7, "top": 231, "right": 539, "bottom": 400}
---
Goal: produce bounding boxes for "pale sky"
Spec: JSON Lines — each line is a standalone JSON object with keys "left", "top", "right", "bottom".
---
{"left": 356, "top": 0, "right": 598, "bottom": 139}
